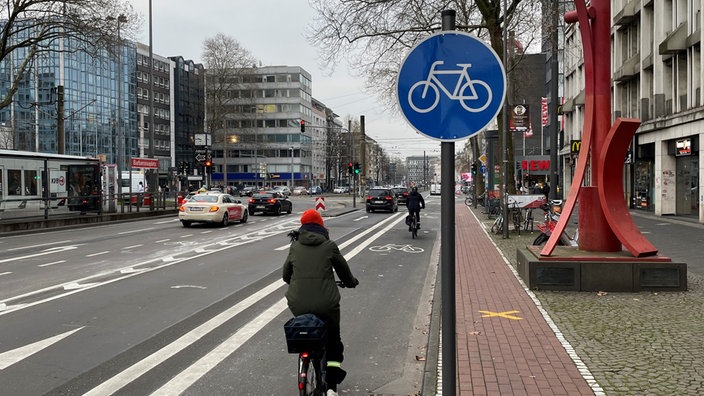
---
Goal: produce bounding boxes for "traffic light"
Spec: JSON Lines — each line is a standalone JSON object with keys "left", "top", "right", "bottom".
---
{"left": 353, "top": 162, "right": 360, "bottom": 174}
{"left": 204, "top": 159, "right": 212, "bottom": 167}
{"left": 471, "top": 163, "right": 477, "bottom": 175}
{"left": 347, "top": 162, "right": 353, "bottom": 174}
{"left": 300, "top": 120, "right": 305, "bottom": 132}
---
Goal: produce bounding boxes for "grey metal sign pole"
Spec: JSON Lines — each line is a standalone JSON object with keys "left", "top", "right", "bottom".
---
{"left": 440, "top": 10, "right": 457, "bottom": 396}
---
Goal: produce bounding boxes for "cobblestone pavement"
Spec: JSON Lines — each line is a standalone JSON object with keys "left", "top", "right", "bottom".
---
{"left": 468, "top": 205, "right": 704, "bottom": 396}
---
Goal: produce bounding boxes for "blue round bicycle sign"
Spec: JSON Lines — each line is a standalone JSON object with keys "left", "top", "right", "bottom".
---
{"left": 397, "top": 31, "right": 506, "bottom": 141}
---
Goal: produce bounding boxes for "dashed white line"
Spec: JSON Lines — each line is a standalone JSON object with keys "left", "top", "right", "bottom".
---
{"left": 155, "top": 239, "right": 170, "bottom": 243}
{"left": 38, "top": 260, "right": 66, "bottom": 267}
{"left": 123, "top": 244, "right": 143, "bottom": 250}
{"left": 85, "top": 251, "right": 110, "bottom": 257}
{"left": 0, "top": 272, "right": 11, "bottom": 277}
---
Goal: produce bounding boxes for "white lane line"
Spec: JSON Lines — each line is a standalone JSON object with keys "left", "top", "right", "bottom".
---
{"left": 0, "top": 246, "right": 78, "bottom": 264}
{"left": 0, "top": 272, "right": 11, "bottom": 277}
{"left": 38, "top": 260, "right": 67, "bottom": 268}
{"left": 117, "top": 228, "right": 155, "bottom": 235}
{"left": 155, "top": 239, "right": 170, "bottom": 243}
{"left": 122, "top": 244, "right": 143, "bottom": 250}
{"left": 151, "top": 299, "right": 288, "bottom": 395}
{"left": 85, "top": 251, "right": 110, "bottom": 257}
{"left": 7, "top": 240, "right": 73, "bottom": 251}
{"left": 153, "top": 219, "right": 179, "bottom": 224}
{"left": 82, "top": 280, "right": 286, "bottom": 396}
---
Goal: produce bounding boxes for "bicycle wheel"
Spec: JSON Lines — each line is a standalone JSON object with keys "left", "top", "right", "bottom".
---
{"left": 465, "top": 196, "right": 473, "bottom": 206}
{"left": 411, "top": 216, "right": 418, "bottom": 239}
{"left": 490, "top": 216, "right": 503, "bottom": 234}
{"left": 298, "top": 355, "right": 324, "bottom": 396}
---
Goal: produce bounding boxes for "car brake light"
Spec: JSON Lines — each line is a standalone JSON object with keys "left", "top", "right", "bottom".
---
{"left": 179, "top": 205, "right": 185, "bottom": 212}
{"left": 268, "top": 199, "right": 277, "bottom": 203}
{"left": 386, "top": 196, "right": 392, "bottom": 200}
{"left": 403, "top": 192, "right": 408, "bottom": 197}
{"left": 209, "top": 206, "right": 219, "bottom": 212}
{"left": 248, "top": 198, "right": 254, "bottom": 203}
{"left": 365, "top": 195, "right": 371, "bottom": 200}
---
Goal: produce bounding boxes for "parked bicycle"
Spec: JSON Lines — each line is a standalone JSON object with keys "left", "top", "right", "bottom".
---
{"left": 532, "top": 200, "right": 578, "bottom": 246}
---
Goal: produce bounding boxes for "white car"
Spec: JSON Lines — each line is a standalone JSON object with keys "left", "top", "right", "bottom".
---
{"left": 273, "top": 186, "right": 291, "bottom": 197}
{"left": 178, "top": 192, "right": 248, "bottom": 227}
{"left": 333, "top": 186, "right": 349, "bottom": 194}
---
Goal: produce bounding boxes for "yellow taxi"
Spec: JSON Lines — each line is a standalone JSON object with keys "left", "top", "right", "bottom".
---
{"left": 178, "top": 192, "right": 248, "bottom": 227}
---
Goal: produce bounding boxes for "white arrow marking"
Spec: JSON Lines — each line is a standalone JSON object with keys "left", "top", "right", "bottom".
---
{"left": 0, "top": 327, "right": 84, "bottom": 370}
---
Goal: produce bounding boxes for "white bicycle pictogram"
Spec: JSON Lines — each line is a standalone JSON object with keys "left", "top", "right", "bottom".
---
{"left": 369, "top": 244, "right": 424, "bottom": 253}
{"left": 408, "top": 60, "right": 492, "bottom": 113}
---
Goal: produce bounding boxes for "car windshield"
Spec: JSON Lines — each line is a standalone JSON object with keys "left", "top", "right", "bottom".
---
{"left": 191, "top": 195, "right": 219, "bottom": 203}
{"left": 393, "top": 188, "right": 407, "bottom": 194}
{"left": 253, "top": 193, "right": 275, "bottom": 199}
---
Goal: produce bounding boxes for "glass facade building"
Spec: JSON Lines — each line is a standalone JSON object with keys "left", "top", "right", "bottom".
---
{"left": 0, "top": 31, "right": 136, "bottom": 166}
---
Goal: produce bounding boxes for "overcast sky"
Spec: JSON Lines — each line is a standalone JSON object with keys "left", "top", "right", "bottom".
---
{"left": 128, "top": 0, "right": 441, "bottom": 159}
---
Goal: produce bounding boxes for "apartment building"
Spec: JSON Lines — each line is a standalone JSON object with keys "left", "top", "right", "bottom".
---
{"left": 206, "top": 65, "right": 314, "bottom": 189}
{"left": 562, "top": 0, "right": 703, "bottom": 222}
{"left": 136, "top": 43, "right": 175, "bottom": 187}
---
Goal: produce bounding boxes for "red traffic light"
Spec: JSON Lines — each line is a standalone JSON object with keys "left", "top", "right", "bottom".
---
{"left": 300, "top": 120, "right": 305, "bottom": 132}
{"left": 204, "top": 160, "right": 212, "bottom": 167}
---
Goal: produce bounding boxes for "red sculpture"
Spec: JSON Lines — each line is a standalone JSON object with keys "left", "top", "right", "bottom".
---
{"left": 540, "top": 0, "right": 657, "bottom": 257}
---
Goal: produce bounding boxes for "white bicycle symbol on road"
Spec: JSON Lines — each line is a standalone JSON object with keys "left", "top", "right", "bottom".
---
{"left": 408, "top": 60, "right": 492, "bottom": 113}
{"left": 369, "top": 244, "right": 424, "bottom": 254}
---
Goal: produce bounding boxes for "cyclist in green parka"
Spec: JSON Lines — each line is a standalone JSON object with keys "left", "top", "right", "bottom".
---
{"left": 283, "top": 208, "right": 359, "bottom": 395}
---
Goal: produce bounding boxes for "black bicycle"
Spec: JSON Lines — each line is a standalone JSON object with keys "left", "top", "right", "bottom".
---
{"left": 285, "top": 281, "right": 347, "bottom": 395}
{"left": 409, "top": 212, "right": 419, "bottom": 239}
{"left": 285, "top": 314, "right": 328, "bottom": 395}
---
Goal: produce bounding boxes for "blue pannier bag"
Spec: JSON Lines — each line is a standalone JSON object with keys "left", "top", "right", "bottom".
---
{"left": 284, "top": 313, "right": 328, "bottom": 353}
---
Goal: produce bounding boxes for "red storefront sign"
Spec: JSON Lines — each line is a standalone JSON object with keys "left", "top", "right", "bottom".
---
{"left": 131, "top": 157, "right": 159, "bottom": 169}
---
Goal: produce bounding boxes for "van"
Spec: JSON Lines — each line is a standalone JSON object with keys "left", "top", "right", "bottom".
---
{"left": 430, "top": 183, "right": 441, "bottom": 195}
{"left": 120, "top": 172, "right": 146, "bottom": 194}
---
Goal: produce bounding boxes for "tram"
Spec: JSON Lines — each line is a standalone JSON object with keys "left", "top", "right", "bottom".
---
{"left": 0, "top": 149, "right": 102, "bottom": 219}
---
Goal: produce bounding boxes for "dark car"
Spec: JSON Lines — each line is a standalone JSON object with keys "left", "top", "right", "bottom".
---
{"left": 365, "top": 188, "right": 398, "bottom": 213}
{"left": 248, "top": 191, "right": 293, "bottom": 215}
{"left": 239, "top": 186, "right": 256, "bottom": 197}
{"left": 392, "top": 187, "right": 409, "bottom": 205}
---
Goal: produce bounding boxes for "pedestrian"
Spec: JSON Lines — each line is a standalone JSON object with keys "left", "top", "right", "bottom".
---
{"left": 542, "top": 182, "right": 550, "bottom": 199}
{"left": 283, "top": 209, "right": 359, "bottom": 395}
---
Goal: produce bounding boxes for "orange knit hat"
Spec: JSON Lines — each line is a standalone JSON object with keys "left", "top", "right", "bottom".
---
{"left": 300, "top": 208, "right": 325, "bottom": 227}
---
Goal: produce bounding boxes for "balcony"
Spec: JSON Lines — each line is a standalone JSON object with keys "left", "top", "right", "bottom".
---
{"left": 613, "top": 0, "right": 638, "bottom": 27}
{"left": 659, "top": 22, "right": 687, "bottom": 56}
{"left": 614, "top": 53, "right": 640, "bottom": 83}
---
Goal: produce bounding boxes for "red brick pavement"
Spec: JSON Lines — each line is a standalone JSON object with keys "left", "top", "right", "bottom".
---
{"left": 454, "top": 204, "right": 595, "bottom": 395}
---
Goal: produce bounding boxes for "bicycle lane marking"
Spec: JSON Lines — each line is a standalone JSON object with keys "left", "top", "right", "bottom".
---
{"left": 82, "top": 213, "right": 404, "bottom": 395}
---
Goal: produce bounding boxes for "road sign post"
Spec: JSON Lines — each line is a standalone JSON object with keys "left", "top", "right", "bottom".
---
{"left": 396, "top": 11, "right": 506, "bottom": 396}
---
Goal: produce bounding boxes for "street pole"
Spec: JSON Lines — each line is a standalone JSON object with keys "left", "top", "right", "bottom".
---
{"left": 290, "top": 146, "right": 294, "bottom": 188}
{"left": 440, "top": 9, "right": 456, "bottom": 396}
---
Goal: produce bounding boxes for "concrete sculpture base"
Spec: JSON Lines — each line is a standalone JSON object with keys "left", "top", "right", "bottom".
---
{"left": 517, "top": 246, "right": 687, "bottom": 292}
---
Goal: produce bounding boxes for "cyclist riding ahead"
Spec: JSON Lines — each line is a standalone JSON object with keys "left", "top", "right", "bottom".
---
{"left": 283, "top": 209, "right": 359, "bottom": 396}
{"left": 406, "top": 186, "right": 426, "bottom": 231}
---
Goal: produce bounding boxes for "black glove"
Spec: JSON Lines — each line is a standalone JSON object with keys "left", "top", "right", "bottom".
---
{"left": 352, "top": 278, "right": 359, "bottom": 288}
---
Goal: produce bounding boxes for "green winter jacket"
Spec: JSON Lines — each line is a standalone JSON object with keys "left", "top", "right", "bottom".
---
{"left": 283, "top": 228, "right": 357, "bottom": 317}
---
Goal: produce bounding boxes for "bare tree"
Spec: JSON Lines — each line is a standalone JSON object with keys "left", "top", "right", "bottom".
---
{"left": 307, "top": 0, "right": 543, "bottom": 193}
{"left": 202, "top": 33, "right": 258, "bottom": 187}
{"left": 0, "top": 0, "right": 139, "bottom": 110}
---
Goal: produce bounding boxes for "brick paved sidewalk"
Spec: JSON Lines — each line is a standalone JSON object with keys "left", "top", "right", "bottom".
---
{"left": 454, "top": 204, "right": 598, "bottom": 395}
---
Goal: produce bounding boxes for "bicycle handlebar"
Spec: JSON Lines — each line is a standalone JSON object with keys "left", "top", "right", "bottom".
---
{"left": 336, "top": 279, "right": 359, "bottom": 288}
